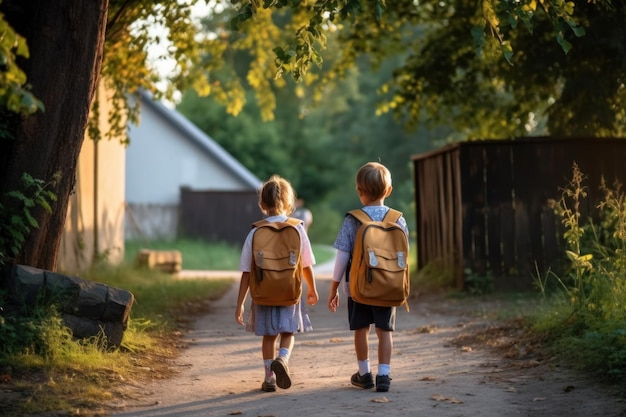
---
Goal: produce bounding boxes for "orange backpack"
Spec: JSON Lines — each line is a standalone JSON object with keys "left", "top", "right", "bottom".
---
{"left": 249, "top": 218, "right": 303, "bottom": 306}
{"left": 347, "top": 209, "right": 410, "bottom": 310}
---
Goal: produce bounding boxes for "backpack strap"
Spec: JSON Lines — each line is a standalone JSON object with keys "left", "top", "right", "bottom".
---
{"left": 285, "top": 217, "right": 303, "bottom": 227}
{"left": 383, "top": 208, "right": 403, "bottom": 223}
{"left": 252, "top": 219, "right": 269, "bottom": 228}
{"left": 252, "top": 217, "right": 303, "bottom": 229}
{"left": 347, "top": 209, "right": 372, "bottom": 225}
{"left": 348, "top": 208, "right": 403, "bottom": 224}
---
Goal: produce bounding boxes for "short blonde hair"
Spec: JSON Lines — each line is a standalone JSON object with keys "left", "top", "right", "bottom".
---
{"left": 259, "top": 174, "right": 296, "bottom": 215}
{"left": 356, "top": 162, "right": 392, "bottom": 200}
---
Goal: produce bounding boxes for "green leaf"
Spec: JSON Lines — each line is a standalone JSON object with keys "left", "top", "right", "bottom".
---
{"left": 10, "top": 229, "right": 24, "bottom": 242}
{"left": 24, "top": 210, "right": 38, "bottom": 228}
{"left": 10, "top": 214, "right": 25, "bottom": 228}
{"left": 568, "top": 21, "right": 586, "bottom": 37}
{"left": 16, "top": 38, "right": 29, "bottom": 58}
{"left": 557, "top": 32, "right": 572, "bottom": 54}
{"left": 35, "top": 197, "right": 52, "bottom": 213}
{"left": 471, "top": 25, "right": 486, "bottom": 56}
{"left": 501, "top": 41, "right": 514, "bottom": 64}
{"left": 6, "top": 190, "right": 26, "bottom": 201}
{"left": 375, "top": 1, "right": 384, "bottom": 21}
{"left": 20, "top": 93, "right": 45, "bottom": 112}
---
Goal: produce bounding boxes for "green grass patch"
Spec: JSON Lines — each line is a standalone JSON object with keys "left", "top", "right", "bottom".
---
{"left": 312, "top": 244, "right": 335, "bottom": 265}
{"left": 125, "top": 238, "right": 241, "bottom": 270}
{"left": 125, "top": 238, "right": 336, "bottom": 270}
{"left": 86, "top": 264, "right": 233, "bottom": 327}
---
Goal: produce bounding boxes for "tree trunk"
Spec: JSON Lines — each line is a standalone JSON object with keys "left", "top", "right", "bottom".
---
{"left": 0, "top": 0, "right": 109, "bottom": 270}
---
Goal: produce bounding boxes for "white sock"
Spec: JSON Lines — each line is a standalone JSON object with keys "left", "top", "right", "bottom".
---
{"left": 378, "top": 363, "right": 390, "bottom": 376}
{"left": 264, "top": 359, "right": 273, "bottom": 379}
{"left": 358, "top": 359, "right": 370, "bottom": 376}
{"left": 278, "top": 347, "right": 290, "bottom": 361}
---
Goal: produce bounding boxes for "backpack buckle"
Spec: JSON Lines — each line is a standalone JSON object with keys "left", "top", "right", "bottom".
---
{"left": 368, "top": 249, "right": 378, "bottom": 267}
{"left": 397, "top": 252, "right": 406, "bottom": 268}
{"left": 289, "top": 251, "right": 297, "bottom": 266}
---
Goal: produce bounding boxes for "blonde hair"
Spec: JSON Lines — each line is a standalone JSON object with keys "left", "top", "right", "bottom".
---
{"left": 259, "top": 174, "right": 296, "bottom": 216}
{"left": 356, "top": 162, "right": 392, "bottom": 200}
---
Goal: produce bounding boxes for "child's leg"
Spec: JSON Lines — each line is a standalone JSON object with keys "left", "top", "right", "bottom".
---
{"left": 372, "top": 306, "right": 395, "bottom": 380}
{"left": 262, "top": 335, "right": 279, "bottom": 359}
{"left": 374, "top": 327, "right": 393, "bottom": 392}
{"left": 277, "top": 332, "right": 294, "bottom": 360}
{"left": 271, "top": 332, "right": 294, "bottom": 389}
{"left": 375, "top": 327, "right": 393, "bottom": 367}
{"left": 350, "top": 326, "right": 374, "bottom": 388}
{"left": 261, "top": 335, "right": 279, "bottom": 391}
{"left": 354, "top": 326, "right": 370, "bottom": 361}
{"left": 354, "top": 326, "right": 372, "bottom": 375}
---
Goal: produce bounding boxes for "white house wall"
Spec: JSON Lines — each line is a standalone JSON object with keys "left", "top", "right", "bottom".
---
{"left": 125, "top": 94, "right": 261, "bottom": 240}
{"left": 126, "top": 105, "right": 248, "bottom": 206}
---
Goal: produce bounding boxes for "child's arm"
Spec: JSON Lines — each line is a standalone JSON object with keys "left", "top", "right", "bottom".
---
{"left": 328, "top": 249, "right": 350, "bottom": 312}
{"left": 302, "top": 266, "right": 319, "bottom": 305}
{"left": 235, "top": 272, "right": 250, "bottom": 325}
{"left": 328, "top": 280, "right": 340, "bottom": 312}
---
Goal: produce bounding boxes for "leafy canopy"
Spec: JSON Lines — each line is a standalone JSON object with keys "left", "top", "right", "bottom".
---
{"left": 1, "top": 0, "right": 620, "bottom": 140}
{"left": 0, "top": 8, "right": 43, "bottom": 117}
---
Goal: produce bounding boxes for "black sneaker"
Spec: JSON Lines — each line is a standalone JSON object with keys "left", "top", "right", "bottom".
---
{"left": 376, "top": 374, "right": 392, "bottom": 392}
{"left": 351, "top": 371, "right": 374, "bottom": 389}
{"left": 270, "top": 357, "right": 292, "bottom": 389}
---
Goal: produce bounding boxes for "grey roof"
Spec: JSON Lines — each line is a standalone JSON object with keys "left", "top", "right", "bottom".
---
{"left": 139, "top": 90, "right": 262, "bottom": 190}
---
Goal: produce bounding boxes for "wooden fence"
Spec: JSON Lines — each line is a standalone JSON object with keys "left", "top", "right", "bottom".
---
{"left": 412, "top": 138, "right": 626, "bottom": 290}
{"left": 179, "top": 188, "right": 262, "bottom": 245}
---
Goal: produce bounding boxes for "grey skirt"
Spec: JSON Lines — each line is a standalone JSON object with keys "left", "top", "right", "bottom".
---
{"left": 246, "top": 298, "right": 313, "bottom": 336}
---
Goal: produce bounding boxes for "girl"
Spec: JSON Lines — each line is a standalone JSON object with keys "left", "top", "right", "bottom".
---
{"left": 235, "top": 174, "right": 319, "bottom": 392}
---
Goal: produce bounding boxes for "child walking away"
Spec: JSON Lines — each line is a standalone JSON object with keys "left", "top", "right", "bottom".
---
{"left": 327, "top": 162, "right": 409, "bottom": 393}
{"left": 235, "top": 175, "right": 319, "bottom": 392}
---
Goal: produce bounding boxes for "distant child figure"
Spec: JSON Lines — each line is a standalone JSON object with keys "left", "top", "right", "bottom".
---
{"left": 327, "top": 162, "right": 409, "bottom": 392}
{"left": 236, "top": 175, "right": 319, "bottom": 392}
{"left": 293, "top": 198, "right": 313, "bottom": 232}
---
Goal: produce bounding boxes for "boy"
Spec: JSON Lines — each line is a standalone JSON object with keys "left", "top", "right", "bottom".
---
{"left": 327, "top": 162, "right": 409, "bottom": 392}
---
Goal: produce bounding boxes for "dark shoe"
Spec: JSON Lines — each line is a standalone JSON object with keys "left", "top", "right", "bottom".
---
{"left": 261, "top": 376, "right": 276, "bottom": 392}
{"left": 376, "top": 374, "right": 392, "bottom": 392}
{"left": 351, "top": 371, "right": 374, "bottom": 389}
{"left": 271, "top": 357, "right": 292, "bottom": 389}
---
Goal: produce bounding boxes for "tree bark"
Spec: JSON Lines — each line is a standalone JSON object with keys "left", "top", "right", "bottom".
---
{"left": 0, "top": 1, "right": 109, "bottom": 270}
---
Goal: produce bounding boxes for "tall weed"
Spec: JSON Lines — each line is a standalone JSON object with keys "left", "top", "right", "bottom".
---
{"left": 540, "top": 163, "right": 626, "bottom": 383}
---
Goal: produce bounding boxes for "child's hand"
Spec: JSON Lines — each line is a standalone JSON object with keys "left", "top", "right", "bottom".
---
{"left": 306, "top": 288, "right": 319, "bottom": 305}
{"left": 328, "top": 292, "right": 339, "bottom": 312}
{"left": 235, "top": 305, "right": 244, "bottom": 325}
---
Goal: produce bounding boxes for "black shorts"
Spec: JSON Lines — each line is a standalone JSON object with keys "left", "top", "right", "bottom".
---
{"left": 347, "top": 297, "right": 396, "bottom": 331}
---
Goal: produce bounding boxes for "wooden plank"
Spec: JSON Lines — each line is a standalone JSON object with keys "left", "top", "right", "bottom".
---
{"left": 452, "top": 148, "right": 464, "bottom": 289}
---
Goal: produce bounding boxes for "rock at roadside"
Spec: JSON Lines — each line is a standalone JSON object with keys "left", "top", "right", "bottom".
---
{"left": 0, "top": 264, "right": 134, "bottom": 349}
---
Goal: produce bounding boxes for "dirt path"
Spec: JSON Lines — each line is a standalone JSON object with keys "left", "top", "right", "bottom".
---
{"left": 109, "top": 268, "right": 626, "bottom": 417}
